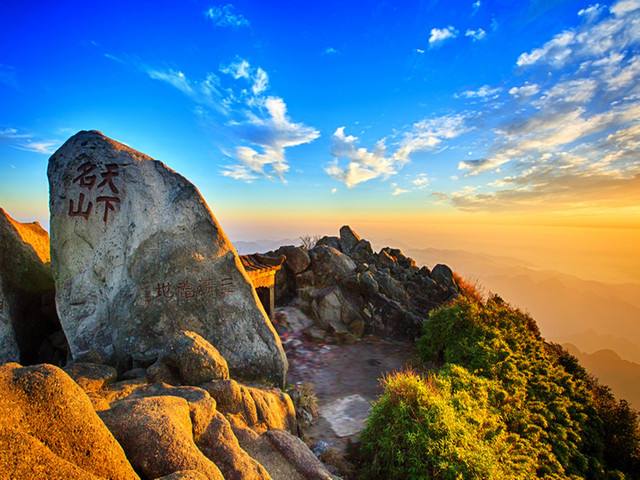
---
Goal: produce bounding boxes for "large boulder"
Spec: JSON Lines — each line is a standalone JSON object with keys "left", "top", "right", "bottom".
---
{"left": 0, "top": 208, "right": 62, "bottom": 364}
{"left": 338, "top": 225, "right": 361, "bottom": 254}
{"left": 0, "top": 363, "right": 138, "bottom": 479}
{"left": 48, "top": 131, "right": 287, "bottom": 385}
{"left": 148, "top": 330, "right": 230, "bottom": 386}
{"left": 100, "top": 395, "right": 224, "bottom": 480}
{"left": 197, "top": 411, "right": 272, "bottom": 480}
{"left": 202, "top": 379, "right": 297, "bottom": 434}
{"left": 307, "top": 246, "right": 356, "bottom": 288}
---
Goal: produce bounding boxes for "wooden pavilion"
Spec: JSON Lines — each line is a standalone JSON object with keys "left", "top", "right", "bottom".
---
{"left": 239, "top": 253, "right": 285, "bottom": 319}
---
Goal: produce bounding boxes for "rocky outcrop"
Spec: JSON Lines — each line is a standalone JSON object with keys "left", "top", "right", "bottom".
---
{"left": 100, "top": 395, "right": 225, "bottom": 480}
{"left": 48, "top": 130, "right": 286, "bottom": 385}
{"left": 272, "top": 226, "right": 458, "bottom": 340}
{"left": 147, "top": 330, "right": 230, "bottom": 386}
{"left": 197, "top": 410, "right": 272, "bottom": 479}
{"left": 202, "top": 378, "right": 297, "bottom": 434}
{"left": 0, "top": 208, "right": 64, "bottom": 364}
{"left": 0, "top": 363, "right": 138, "bottom": 479}
{"left": 63, "top": 362, "right": 118, "bottom": 392}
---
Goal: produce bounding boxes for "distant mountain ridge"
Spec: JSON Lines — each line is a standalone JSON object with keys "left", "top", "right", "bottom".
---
{"left": 563, "top": 343, "right": 640, "bottom": 410}
{"left": 407, "top": 246, "right": 640, "bottom": 364}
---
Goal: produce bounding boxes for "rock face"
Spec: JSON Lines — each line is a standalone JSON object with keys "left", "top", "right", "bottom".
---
{"left": 0, "top": 208, "right": 63, "bottom": 364}
{"left": 48, "top": 131, "right": 287, "bottom": 385}
{"left": 100, "top": 395, "right": 225, "bottom": 480}
{"left": 0, "top": 363, "right": 138, "bottom": 479}
{"left": 148, "top": 330, "right": 230, "bottom": 386}
{"left": 273, "top": 226, "right": 458, "bottom": 339}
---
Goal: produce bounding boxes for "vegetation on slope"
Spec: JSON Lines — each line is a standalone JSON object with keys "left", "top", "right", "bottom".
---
{"left": 358, "top": 291, "right": 640, "bottom": 479}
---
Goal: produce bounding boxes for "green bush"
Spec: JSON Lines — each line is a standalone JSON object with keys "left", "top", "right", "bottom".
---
{"left": 358, "top": 295, "right": 640, "bottom": 479}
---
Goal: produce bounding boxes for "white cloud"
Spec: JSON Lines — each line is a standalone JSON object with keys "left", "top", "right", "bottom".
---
{"left": 327, "top": 114, "right": 467, "bottom": 188}
{"left": 220, "top": 58, "right": 250, "bottom": 79}
{"left": 610, "top": 0, "right": 640, "bottom": 16}
{"left": 148, "top": 69, "right": 226, "bottom": 113}
{"left": 148, "top": 59, "right": 319, "bottom": 183}
{"left": 517, "top": 3, "right": 640, "bottom": 68}
{"left": 326, "top": 128, "right": 396, "bottom": 188}
{"left": 578, "top": 4, "right": 605, "bottom": 21}
{"left": 227, "top": 96, "right": 320, "bottom": 181}
{"left": 252, "top": 67, "right": 269, "bottom": 95}
{"left": 18, "top": 141, "right": 58, "bottom": 154}
{"left": 204, "top": 4, "right": 249, "bottom": 28}
{"left": 391, "top": 184, "right": 409, "bottom": 196}
{"left": 394, "top": 114, "right": 468, "bottom": 164}
{"left": 508, "top": 83, "right": 540, "bottom": 97}
{"left": 416, "top": 48, "right": 425, "bottom": 54}
{"left": 457, "top": 84, "right": 501, "bottom": 99}
{"left": 0, "top": 128, "right": 59, "bottom": 154}
{"left": 465, "top": 28, "right": 486, "bottom": 41}
{"left": 535, "top": 78, "right": 598, "bottom": 106}
{"left": 472, "top": 1, "right": 481, "bottom": 13}
{"left": 517, "top": 31, "right": 575, "bottom": 67}
{"left": 429, "top": 26, "right": 458, "bottom": 46}
{"left": 323, "top": 47, "right": 338, "bottom": 55}
{"left": 412, "top": 173, "right": 430, "bottom": 188}
{"left": 221, "top": 164, "right": 258, "bottom": 182}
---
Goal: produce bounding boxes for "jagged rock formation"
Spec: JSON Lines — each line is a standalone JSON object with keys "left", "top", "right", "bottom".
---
{"left": 0, "top": 208, "right": 64, "bottom": 364}
{"left": 271, "top": 226, "right": 458, "bottom": 340}
{"left": 48, "top": 130, "right": 287, "bottom": 385}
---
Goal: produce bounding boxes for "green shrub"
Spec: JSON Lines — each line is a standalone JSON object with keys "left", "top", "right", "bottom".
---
{"left": 359, "top": 295, "right": 640, "bottom": 479}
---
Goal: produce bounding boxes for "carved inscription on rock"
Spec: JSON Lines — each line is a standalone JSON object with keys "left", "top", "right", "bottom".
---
{"left": 143, "top": 277, "right": 234, "bottom": 305}
{"left": 68, "top": 155, "right": 123, "bottom": 223}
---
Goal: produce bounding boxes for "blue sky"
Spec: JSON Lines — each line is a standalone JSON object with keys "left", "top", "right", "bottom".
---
{"left": 1, "top": 0, "right": 639, "bottom": 232}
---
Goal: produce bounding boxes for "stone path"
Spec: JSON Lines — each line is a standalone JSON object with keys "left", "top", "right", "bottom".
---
{"left": 283, "top": 331, "right": 416, "bottom": 452}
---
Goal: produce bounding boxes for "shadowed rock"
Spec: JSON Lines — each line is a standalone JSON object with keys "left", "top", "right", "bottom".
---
{"left": 48, "top": 130, "right": 287, "bottom": 385}
{"left": 0, "top": 208, "right": 64, "bottom": 364}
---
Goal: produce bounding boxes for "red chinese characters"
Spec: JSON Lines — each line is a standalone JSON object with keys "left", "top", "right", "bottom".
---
{"left": 68, "top": 158, "right": 123, "bottom": 223}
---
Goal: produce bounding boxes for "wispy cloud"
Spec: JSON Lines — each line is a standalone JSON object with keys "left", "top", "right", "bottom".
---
{"left": 326, "top": 114, "right": 468, "bottom": 188}
{"left": 147, "top": 58, "right": 319, "bottom": 183}
{"left": 412, "top": 173, "right": 430, "bottom": 188}
{"left": 578, "top": 4, "right": 606, "bottom": 21}
{"left": 472, "top": 1, "right": 481, "bottom": 14}
{"left": 0, "top": 128, "right": 59, "bottom": 154}
{"left": 204, "top": 4, "right": 249, "bottom": 28}
{"left": 323, "top": 47, "right": 339, "bottom": 55}
{"left": 147, "top": 69, "right": 227, "bottom": 114}
{"left": 517, "top": 0, "right": 640, "bottom": 68}
{"left": 456, "top": 84, "right": 501, "bottom": 99}
{"left": 465, "top": 28, "right": 486, "bottom": 41}
{"left": 508, "top": 83, "right": 540, "bottom": 97}
{"left": 391, "top": 183, "right": 409, "bottom": 196}
{"left": 429, "top": 26, "right": 458, "bottom": 46}
{"left": 451, "top": 1, "right": 640, "bottom": 211}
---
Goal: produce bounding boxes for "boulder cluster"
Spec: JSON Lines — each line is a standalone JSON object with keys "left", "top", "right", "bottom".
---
{"left": 0, "top": 131, "right": 336, "bottom": 479}
{"left": 271, "top": 226, "right": 458, "bottom": 342}
{"left": 0, "top": 330, "right": 334, "bottom": 479}
{"left": 0, "top": 130, "right": 458, "bottom": 479}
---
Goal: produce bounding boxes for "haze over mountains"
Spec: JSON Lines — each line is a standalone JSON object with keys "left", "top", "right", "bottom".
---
{"left": 235, "top": 235, "right": 640, "bottom": 409}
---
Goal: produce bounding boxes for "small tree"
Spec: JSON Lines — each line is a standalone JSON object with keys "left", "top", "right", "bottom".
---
{"left": 299, "top": 234, "right": 321, "bottom": 250}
